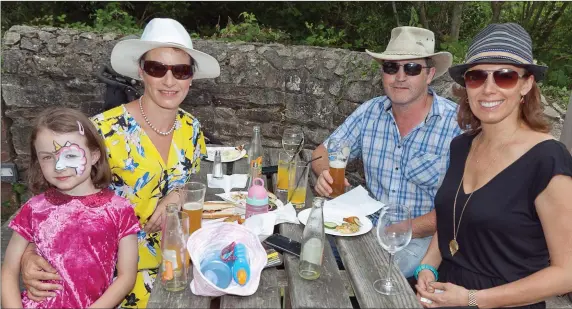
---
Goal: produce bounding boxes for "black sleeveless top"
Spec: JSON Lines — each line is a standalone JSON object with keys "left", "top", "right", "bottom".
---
{"left": 435, "top": 134, "right": 572, "bottom": 308}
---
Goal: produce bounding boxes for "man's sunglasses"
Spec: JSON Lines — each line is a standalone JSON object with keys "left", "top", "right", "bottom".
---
{"left": 141, "top": 60, "right": 193, "bottom": 80}
{"left": 382, "top": 62, "right": 430, "bottom": 76}
{"left": 463, "top": 69, "right": 528, "bottom": 89}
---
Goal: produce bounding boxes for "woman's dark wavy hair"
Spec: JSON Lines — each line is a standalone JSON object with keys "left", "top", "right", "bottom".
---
{"left": 28, "top": 107, "right": 111, "bottom": 194}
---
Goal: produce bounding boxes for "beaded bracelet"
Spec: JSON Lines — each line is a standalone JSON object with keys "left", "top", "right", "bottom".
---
{"left": 414, "top": 264, "right": 439, "bottom": 281}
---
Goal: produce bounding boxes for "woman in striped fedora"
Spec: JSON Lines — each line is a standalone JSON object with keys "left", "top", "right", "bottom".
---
{"left": 414, "top": 23, "right": 572, "bottom": 308}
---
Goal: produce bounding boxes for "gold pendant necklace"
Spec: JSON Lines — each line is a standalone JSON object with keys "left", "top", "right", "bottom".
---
{"left": 451, "top": 176, "right": 474, "bottom": 256}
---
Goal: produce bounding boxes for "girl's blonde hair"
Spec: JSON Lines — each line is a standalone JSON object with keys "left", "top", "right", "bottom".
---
{"left": 28, "top": 107, "right": 111, "bottom": 194}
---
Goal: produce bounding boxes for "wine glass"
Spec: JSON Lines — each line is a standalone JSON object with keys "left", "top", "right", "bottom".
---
{"left": 373, "top": 203, "right": 412, "bottom": 295}
{"left": 282, "top": 127, "right": 304, "bottom": 157}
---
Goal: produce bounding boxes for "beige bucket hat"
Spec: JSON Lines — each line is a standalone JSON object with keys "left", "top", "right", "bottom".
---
{"left": 366, "top": 26, "right": 453, "bottom": 78}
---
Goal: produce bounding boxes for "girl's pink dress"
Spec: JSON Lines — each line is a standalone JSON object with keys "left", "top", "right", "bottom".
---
{"left": 9, "top": 188, "right": 141, "bottom": 308}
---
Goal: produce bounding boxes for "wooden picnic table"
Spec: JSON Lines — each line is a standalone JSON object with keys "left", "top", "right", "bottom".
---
{"left": 147, "top": 148, "right": 421, "bottom": 309}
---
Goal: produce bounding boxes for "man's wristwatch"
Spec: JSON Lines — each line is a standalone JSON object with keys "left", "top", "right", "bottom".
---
{"left": 468, "top": 289, "right": 478, "bottom": 307}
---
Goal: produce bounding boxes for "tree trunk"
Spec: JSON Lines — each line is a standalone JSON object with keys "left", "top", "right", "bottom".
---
{"left": 449, "top": 2, "right": 464, "bottom": 41}
{"left": 530, "top": 2, "right": 548, "bottom": 32}
{"left": 537, "top": 2, "right": 570, "bottom": 46}
{"left": 392, "top": 1, "right": 400, "bottom": 26}
{"left": 491, "top": 1, "right": 504, "bottom": 23}
{"left": 419, "top": 2, "right": 429, "bottom": 29}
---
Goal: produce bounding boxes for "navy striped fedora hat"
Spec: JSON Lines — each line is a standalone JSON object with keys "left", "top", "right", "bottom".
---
{"left": 449, "top": 23, "right": 547, "bottom": 87}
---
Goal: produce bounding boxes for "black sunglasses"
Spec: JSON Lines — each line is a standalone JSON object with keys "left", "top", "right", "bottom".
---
{"left": 382, "top": 62, "right": 431, "bottom": 76}
{"left": 463, "top": 69, "right": 528, "bottom": 89}
{"left": 141, "top": 60, "right": 193, "bottom": 80}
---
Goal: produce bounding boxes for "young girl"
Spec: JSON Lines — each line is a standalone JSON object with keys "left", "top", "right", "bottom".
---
{"left": 1, "top": 107, "right": 140, "bottom": 309}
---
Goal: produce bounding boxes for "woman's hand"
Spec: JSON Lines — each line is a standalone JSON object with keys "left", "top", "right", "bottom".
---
{"left": 415, "top": 269, "right": 436, "bottom": 307}
{"left": 143, "top": 189, "right": 180, "bottom": 233}
{"left": 21, "top": 244, "right": 63, "bottom": 301}
{"left": 417, "top": 281, "right": 469, "bottom": 308}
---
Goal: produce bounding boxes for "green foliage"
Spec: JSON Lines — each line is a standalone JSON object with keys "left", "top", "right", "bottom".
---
{"left": 439, "top": 39, "right": 469, "bottom": 65}
{"left": 541, "top": 85, "right": 571, "bottom": 110}
{"left": 304, "top": 22, "right": 349, "bottom": 48}
{"left": 91, "top": 2, "right": 139, "bottom": 34}
{"left": 214, "top": 12, "right": 290, "bottom": 43}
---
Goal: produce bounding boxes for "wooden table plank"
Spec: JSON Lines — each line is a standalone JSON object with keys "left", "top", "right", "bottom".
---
{"left": 269, "top": 149, "right": 353, "bottom": 309}
{"left": 336, "top": 233, "right": 422, "bottom": 308}
{"left": 147, "top": 267, "right": 212, "bottom": 309}
{"left": 299, "top": 149, "right": 421, "bottom": 308}
{"left": 220, "top": 268, "right": 281, "bottom": 309}
{"left": 218, "top": 154, "right": 281, "bottom": 308}
{"left": 149, "top": 157, "right": 253, "bottom": 308}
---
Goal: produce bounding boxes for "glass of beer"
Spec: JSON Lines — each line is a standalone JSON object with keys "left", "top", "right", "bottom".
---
{"left": 277, "top": 151, "right": 294, "bottom": 192}
{"left": 178, "top": 182, "right": 206, "bottom": 236}
{"left": 327, "top": 138, "right": 350, "bottom": 198}
{"left": 288, "top": 160, "right": 310, "bottom": 209}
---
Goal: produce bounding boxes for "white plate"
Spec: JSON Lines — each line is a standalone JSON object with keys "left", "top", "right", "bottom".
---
{"left": 205, "top": 147, "right": 246, "bottom": 163}
{"left": 297, "top": 208, "right": 373, "bottom": 237}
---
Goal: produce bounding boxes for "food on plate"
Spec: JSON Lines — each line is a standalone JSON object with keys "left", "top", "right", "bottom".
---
{"left": 202, "top": 201, "right": 237, "bottom": 219}
{"left": 324, "top": 222, "right": 338, "bottom": 229}
{"left": 223, "top": 215, "right": 245, "bottom": 224}
{"left": 221, "top": 149, "right": 241, "bottom": 161}
{"left": 336, "top": 222, "right": 360, "bottom": 234}
{"left": 343, "top": 216, "right": 362, "bottom": 226}
{"left": 322, "top": 216, "right": 362, "bottom": 234}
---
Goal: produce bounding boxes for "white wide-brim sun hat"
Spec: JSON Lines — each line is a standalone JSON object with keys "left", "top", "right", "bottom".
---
{"left": 110, "top": 18, "right": 220, "bottom": 80}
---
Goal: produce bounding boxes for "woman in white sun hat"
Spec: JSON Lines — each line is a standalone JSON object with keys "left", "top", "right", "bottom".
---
{"left": 19, "top": 18, "right": 220, "bottom": 308}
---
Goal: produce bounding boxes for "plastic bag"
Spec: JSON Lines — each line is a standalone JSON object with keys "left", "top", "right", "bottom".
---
{"left": 187, "top": 222, "right": 268, "bottom": 296}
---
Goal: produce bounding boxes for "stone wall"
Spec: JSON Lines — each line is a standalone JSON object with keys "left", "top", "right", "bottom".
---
{"left": 1, "top": 25, "right": 564, "bottom": 185}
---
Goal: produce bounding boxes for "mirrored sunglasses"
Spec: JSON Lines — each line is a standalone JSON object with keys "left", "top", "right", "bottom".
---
{"left": 463, "top": 69, "right": 528, "bottom": 89}
{"left": 142, "top": 60, "right": 193, "bottom": 80}
{"left": 382, "top": 62, "right": 430, "bottom": 76}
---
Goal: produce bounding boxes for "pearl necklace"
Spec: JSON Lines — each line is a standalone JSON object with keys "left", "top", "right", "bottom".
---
{"left": 139, "top": 96, "right": 176, "bottom": 136}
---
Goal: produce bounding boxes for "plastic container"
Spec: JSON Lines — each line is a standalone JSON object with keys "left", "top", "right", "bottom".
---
{"left": 245, "top": 178, "right": 269, "bottom": 218}
{"left": 231, "top": 243, "right": 251, "bottom": 285}
{"left": 200, "top": 251, "right": 232, "bottom": 289}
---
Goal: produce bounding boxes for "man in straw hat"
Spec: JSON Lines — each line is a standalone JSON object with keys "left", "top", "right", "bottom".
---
{"left": 311, "top": 26, "right": 462, "bottom": 279}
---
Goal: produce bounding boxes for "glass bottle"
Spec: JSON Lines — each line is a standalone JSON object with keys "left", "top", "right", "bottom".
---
{"left": 247, "top": 126, "right": 263, "bottom": 176}
{"left": 160, "top": 204, "right": 188, "bottom": 292}
{"left": 299, "top": 197, "right": 326, "bottom": 280}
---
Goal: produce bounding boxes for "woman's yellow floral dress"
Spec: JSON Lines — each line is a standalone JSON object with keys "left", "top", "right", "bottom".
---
{"left": 91, "top": 105, "right": 206, "bottom": 308}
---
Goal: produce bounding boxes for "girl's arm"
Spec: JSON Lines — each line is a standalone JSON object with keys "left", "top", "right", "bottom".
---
{"left": 88, "top": 234, "right": 138, "bottom": 309}
{"left": 475, "top": 175, "right": 572, "bottom": 308}
{"left": 2, "top": 233, "right": 32, "bottom": 309}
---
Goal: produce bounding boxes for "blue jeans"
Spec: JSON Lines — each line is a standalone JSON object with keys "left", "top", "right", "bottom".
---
{"left": 394, "top": 236, "right": 432, "bottom": 278}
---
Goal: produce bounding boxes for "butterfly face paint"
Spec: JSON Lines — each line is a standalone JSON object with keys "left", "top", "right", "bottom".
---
{"left": 53, "top": 141, "right": 87, "bottom": 175}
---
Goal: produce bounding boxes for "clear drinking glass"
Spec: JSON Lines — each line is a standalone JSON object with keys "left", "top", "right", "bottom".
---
{"left": 178, "top": 182, "right": 206, "bottom": 236}
{"left": 277, "top": 151, "right": 294, "bottom": 192}
{"left": 327, "top": 138, "right": 350, "bottom": 198}
{"left": 373, "top": 204, "right": 412, "bottom": 295}
{"left": 282, "top": 127, "right": 305, "bottom": 157}
{"left": 287, "top": 160, "right": 310, "bottom": 209}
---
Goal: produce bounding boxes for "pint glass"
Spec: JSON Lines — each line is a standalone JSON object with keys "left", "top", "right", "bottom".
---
{"left": 178, "top": 182, "right": 206, "bottom": 236}
{"left": 327, "top": 138, "right": 350, "bottom": 198}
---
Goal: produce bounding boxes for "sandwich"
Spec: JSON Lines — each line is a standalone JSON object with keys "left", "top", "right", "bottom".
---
{"left": 202, "top": 201, "right": 237, "bottom": 219}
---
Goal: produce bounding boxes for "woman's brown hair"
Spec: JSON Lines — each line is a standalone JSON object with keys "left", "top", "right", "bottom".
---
{"left": 28, "top": 107, "right": 111, "bottom": 194}
{"left": 454, "top": 77, "right": 551, "bottom": 135}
